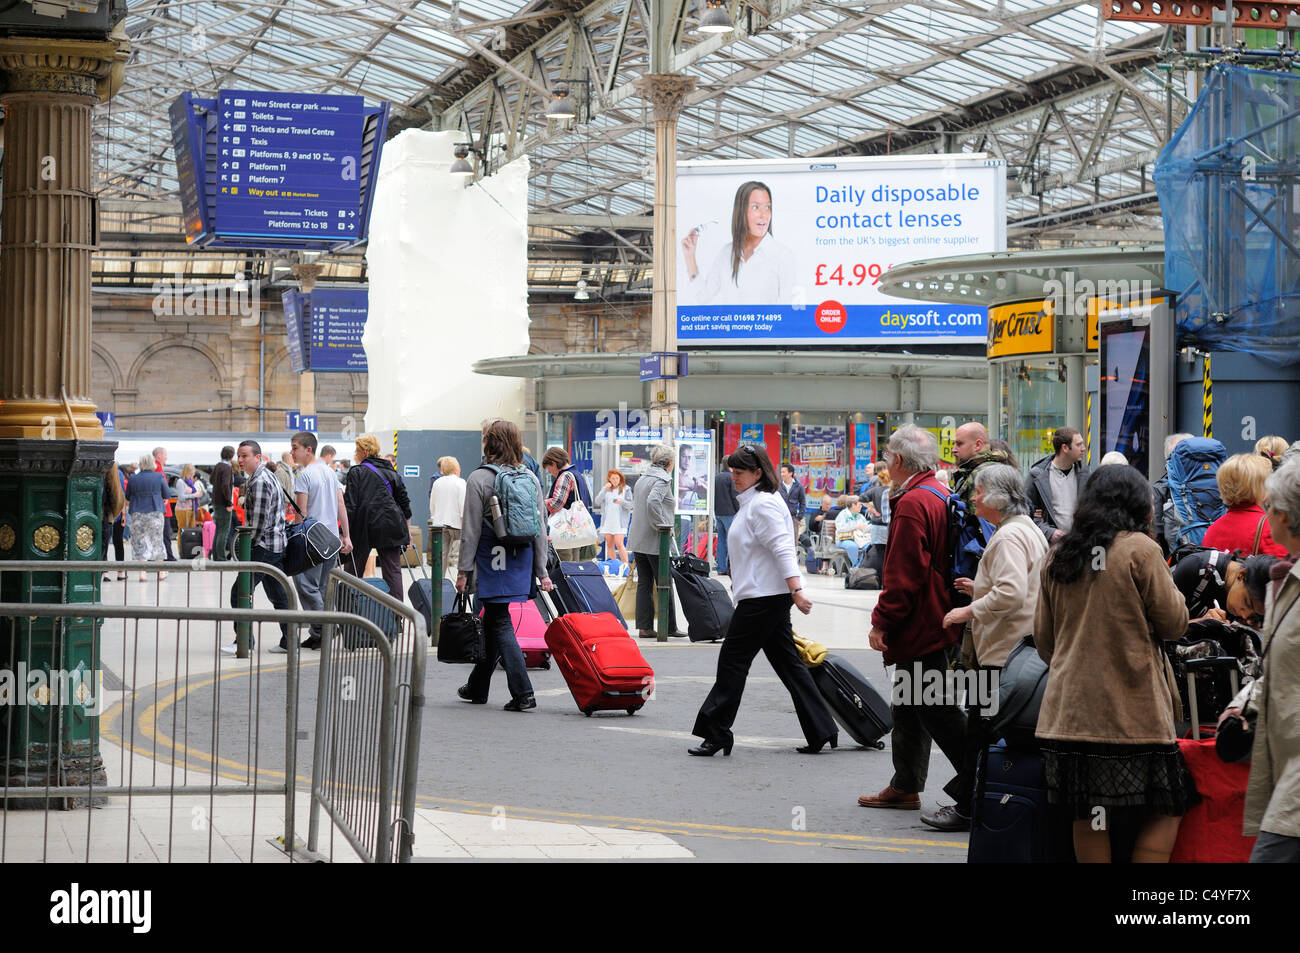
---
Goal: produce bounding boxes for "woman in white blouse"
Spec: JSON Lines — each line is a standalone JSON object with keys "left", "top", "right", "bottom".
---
{"left": 593, "top": 468, "right": 634, "bottom": 566}
{"left": 689, "top": 444, "right": 838, "bottom": 757}
{"left": 682, "top": 181, "right": 797, "bottom": 306}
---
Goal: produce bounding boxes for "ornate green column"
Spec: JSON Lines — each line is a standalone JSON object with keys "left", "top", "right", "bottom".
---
{"left": 0, "top": 31, "right": 129, "bottom": 801}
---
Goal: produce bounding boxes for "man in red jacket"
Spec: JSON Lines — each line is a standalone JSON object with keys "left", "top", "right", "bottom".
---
{"left": 860, "top": 424, "right": 971, "bottom": 819}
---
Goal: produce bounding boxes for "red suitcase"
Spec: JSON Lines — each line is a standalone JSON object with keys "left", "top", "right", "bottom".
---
{"left": 543, "top": 610, "right": 654, "bottom": 716}
{"left": 1170, "top": 736, "right": 1257, "bottom": 863}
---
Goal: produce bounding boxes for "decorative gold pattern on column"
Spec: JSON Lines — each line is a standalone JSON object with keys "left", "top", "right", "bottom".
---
{"left": 75, "top": 524, "right": 95, "bottom": 553}
{"left": 33, "top": 525, "right": 60, "bottom": 553}
{"left": 0, "top": 33, "right": 130, "bottom": 440}
{"left": 0, "top": 524, "right": 14, "bottom": 551}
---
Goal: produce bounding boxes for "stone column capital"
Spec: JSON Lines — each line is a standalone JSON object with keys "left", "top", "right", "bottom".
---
{"left": 291, "top": 263, "right": 325, "bottom": 292}
{"left": 0, "top": 29, "right": 131, "bottom": 102}
{"left": 633, "top": 74, "right": 698, "bottom": 122}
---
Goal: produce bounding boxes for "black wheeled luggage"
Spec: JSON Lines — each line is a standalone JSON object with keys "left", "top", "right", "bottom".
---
{"left": 548, "top": 559, "right": 627, "bottom": 626}
{"left": 810, "top": 653, "right": 891, "bottom": 749}
{"left": 180, "top": 527, "right": 204, "bottom": 559}
{"left": 671, "top": 554, "right": 732, "bottom": 642}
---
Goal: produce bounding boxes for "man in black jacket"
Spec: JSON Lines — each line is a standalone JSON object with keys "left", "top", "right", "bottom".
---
{"left": 778, "top": 463, "right": 806, "bottom": 550}
{"left": 210, "top": 445, "right": 236, "bottom": 561}
{"left": 1024, "top": 427, "right": 1091, "bottom": 543}
{"left": 713, "top": 468, "right": 740, "bottom": 574}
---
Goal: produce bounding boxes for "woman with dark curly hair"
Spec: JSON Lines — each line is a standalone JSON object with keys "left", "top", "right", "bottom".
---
{"left": 1034, "top": 465, "right": 1196, "bottom": 863}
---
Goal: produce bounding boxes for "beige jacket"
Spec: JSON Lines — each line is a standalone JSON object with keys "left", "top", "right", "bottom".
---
{"left": 1244, "top": 561, "right": 1300, "bottom": 838}
{"left": 969, "top": 515, "right": 1048, "bottom": 668}
{"left": 1034, "top": 531, "right": 1188, "bottom": 745}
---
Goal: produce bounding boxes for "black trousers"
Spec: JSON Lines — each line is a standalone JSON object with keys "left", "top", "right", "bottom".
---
{"left": 101, "top": 518, "right": 125, "bottom": 561}
{"left": 889, "top": 646, "right": 971, "bottom": 802}
{"left": 960, "top": 668, "right": 1000, "bottom": 818}
{"left": 162, "top": 512, "right": 177, "bottom": 561}
{"left": 633, "top": 551, "right": 677, "bottom": 633}
{"left": 693, "top": 594, "right": 837, "bottom": 748}
{"left": 342, "top": 546, "right": 404, "bottom": 603}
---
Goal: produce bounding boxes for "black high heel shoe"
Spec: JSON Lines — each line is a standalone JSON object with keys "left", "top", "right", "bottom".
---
{"left": 796, "top": 736, "right": 838, "bottom": 754}
{"left": 687, "top": 739, "right": 733, "bottom": 757}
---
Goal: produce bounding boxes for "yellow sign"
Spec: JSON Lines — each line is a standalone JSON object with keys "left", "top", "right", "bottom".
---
{"left": 921, "top": 427, "right": 957, "bottom": 466}
{"left": 1017, "top": 428, "right": 1057, "bottom": 457}
{"left": 1086, "top": 296, "right": 1165, "bottom": 352}
{"left": 987, "top": 300, "right": 1054, "bottom": 359}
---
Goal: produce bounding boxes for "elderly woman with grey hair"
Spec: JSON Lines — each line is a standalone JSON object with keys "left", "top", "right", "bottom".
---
{"left": 628, "top": 444, "right": 681, "bottom": 638}
{"left": 918, "top": 463, "right": 1052, "bottom": 831}
{"left": 1237, "top": 458, "right": 1300, "bottom": 862}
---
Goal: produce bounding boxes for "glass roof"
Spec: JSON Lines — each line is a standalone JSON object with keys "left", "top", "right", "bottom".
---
{"left": 95, "top": 0, "right": 1180, "bottom": 288}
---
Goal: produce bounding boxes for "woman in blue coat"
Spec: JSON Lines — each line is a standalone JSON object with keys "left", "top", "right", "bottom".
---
{"left": 455, "top": 419, "right": 554, "bottom": 711}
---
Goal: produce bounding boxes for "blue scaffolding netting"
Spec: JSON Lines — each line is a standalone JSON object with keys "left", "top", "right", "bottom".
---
{"left": 1155, "top": 63, "right": 1300, "bottom": 367}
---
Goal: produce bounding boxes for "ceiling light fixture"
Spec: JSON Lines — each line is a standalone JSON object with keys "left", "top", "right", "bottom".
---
{"left": 574, "top": 279, "right": 590, "bottom": 301}
{"left": 546, "top": 85, "right": 576, "bottom": 120}
{"left": 450, "top": 142, "right": 475, "bottom": 175}
{"left": 698, "top": 0, "right": 735, "bottom": 34}
{"left": 544, "top": 71, "right": 591, "bottom": 121}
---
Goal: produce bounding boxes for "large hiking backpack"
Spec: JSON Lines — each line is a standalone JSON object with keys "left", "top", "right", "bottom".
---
{"left": 1166, "top": 438, "right": 1227, "bottom": 547}
{"left": 481, "top": 464, "right": 541, "bottom": 545}
{"left": 920, "top": 484, "right": 995, "bottom": 583}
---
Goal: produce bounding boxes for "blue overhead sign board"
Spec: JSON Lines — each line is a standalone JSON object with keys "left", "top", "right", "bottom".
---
{"left": 215, "top": 90, "right": 364, "bottom": 243}
{"left": 282, "top": 289, "right": 307, "bottom": 372}
{"left": 308, "top": 288, "right": 369, "bottom": 371}
{"left": 169, "top": 90, "right": 389, "bottom": 251}
{"left": 281, "top": 288, "right": 368, "bottom": 372}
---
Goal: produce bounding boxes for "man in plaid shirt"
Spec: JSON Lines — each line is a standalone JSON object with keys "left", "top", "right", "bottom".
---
{"left": 221, "top": 440, "right": 291, "bottom": 655}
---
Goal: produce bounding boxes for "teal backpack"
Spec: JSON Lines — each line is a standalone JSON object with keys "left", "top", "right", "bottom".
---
{"left": 481, "top": 464, "right": 541, "bottom": 545}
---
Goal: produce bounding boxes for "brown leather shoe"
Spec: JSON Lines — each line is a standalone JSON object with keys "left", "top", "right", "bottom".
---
{"left": 857, "top": 785, "right": 920, "bottom": 809}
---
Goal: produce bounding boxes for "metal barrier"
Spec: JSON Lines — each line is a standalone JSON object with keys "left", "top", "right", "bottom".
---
{"left": 0, "top": 559, "right": 411, "bottom": 863}
{"left": 312, "top": 567, "right": 426, "bottom": 863}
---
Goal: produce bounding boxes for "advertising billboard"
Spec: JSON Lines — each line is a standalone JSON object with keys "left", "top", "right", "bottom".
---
{"left": 676, "top": 155, "right": 1005, "bottom": 346}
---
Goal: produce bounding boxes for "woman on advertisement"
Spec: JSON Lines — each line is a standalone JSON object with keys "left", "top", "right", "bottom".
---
{"left": 682, "top": 180, "right": 797, "bottom": 306}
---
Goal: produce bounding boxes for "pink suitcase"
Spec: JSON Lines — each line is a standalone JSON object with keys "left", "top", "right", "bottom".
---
{"left": 479, "top": 599, "right": 551, "bottom": 670}
{"left": 201, "top": 519, "right": 217, "bottom": 556}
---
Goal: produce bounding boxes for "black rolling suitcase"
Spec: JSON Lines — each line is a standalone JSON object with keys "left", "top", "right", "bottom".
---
{"left": 968, "top": 740, "right": 1075, "bottom": 863}
{"left": 548, "top": 558, "right": 627, "bottom": 626}
{"left": 810, "top": 653, "right": 891, "bottom": 749}
{"left": 671, "top": 554, "right": 732, "bottom": 642}
{"left": 179, "top": 527, "right": 204, "bottom": 559}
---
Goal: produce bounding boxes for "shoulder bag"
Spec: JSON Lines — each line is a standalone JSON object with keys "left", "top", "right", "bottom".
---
{"left": 279, "top": 481, "right": 343, "bottom": 576}
{"left": 437, "top": 591, "right": 487, "bottom": 664}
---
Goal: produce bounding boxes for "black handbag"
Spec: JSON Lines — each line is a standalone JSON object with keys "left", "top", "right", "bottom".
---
{"left": 279, "top": 483, "right": 342, "bottom": 576}
{"left": 437, "top": 592, "right": 487, "bottom": 664}
{"left": 990, "top": 635, "right": 1049, "bottom": 748}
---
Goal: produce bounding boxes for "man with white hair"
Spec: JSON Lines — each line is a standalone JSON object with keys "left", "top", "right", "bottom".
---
{"left": 859, "top": 425, "right": 970, "bottom": 813}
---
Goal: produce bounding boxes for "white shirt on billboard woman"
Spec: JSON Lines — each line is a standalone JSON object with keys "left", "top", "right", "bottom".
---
{"left": 682, "top": 181, "right": 798, "bottom": 306}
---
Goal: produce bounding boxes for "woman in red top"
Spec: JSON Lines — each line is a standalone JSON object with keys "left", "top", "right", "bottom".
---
{"left": 1202, "top": 453, "right": 1288, "bottom": 557}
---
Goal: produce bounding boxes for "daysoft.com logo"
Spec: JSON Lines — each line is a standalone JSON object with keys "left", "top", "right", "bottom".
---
{"left": 878, "top": 309, "right": 983, "bottom": 331}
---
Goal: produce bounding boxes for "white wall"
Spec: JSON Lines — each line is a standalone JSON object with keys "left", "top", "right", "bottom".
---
{"left": 363, "top": 130, "right": 529, "bottom": 437}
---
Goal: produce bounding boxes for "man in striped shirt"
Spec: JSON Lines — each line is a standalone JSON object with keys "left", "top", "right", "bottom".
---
{"left": 221, "top": 440, "right": 291, "bottom": 656}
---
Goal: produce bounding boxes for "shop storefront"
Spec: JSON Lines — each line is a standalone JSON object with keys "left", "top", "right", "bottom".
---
{"left": 474, "top": 351, "right": 990, "bottom": 511}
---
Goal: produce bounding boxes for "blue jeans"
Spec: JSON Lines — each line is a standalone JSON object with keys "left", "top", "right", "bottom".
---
{"left": 840, "top": 541, "right": 863, "bottom": 568}
{"left": 229, "top": 545, "right": 290, "bottom": 649}
{"left": 465, "top": 601, "right": 533, "bottom": 702}
{"left": 715, "top": 514, "right": 734, "bottom": 572}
